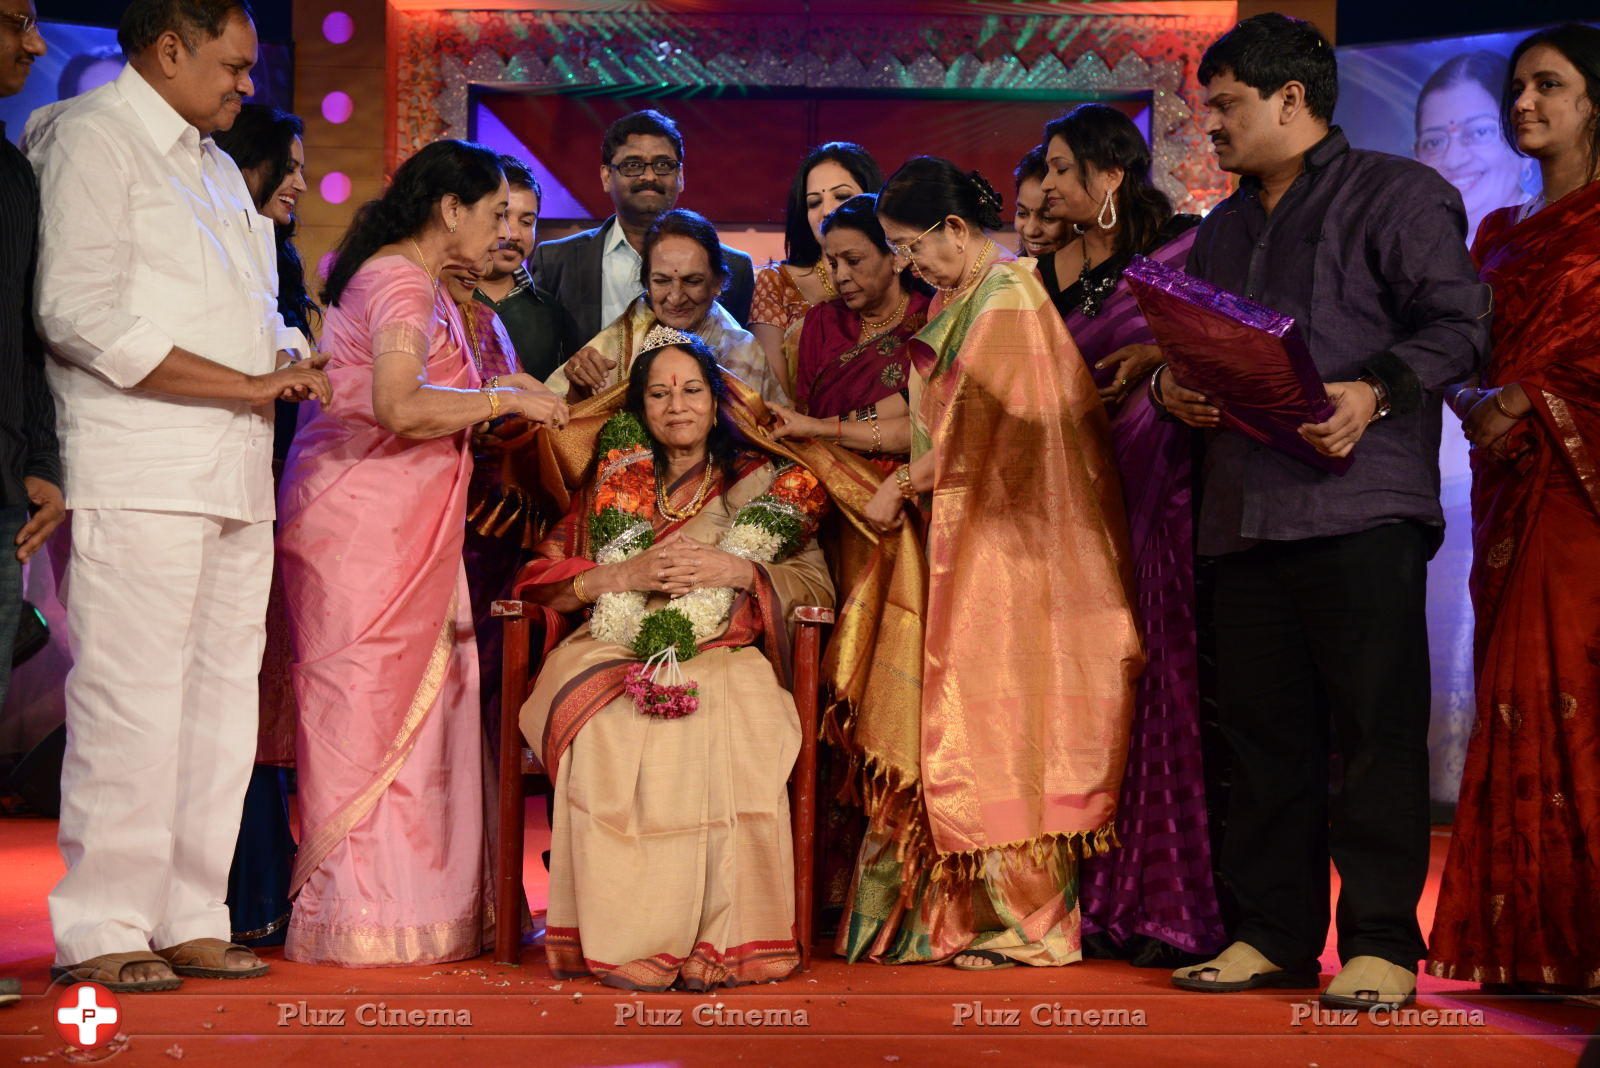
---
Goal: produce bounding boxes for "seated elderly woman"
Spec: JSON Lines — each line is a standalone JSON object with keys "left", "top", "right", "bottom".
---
{"left": 515, "top": 330, "right": 833, "bottom": 990}
{"left": 546, "top": 209, "right": 780, "bottom": 404}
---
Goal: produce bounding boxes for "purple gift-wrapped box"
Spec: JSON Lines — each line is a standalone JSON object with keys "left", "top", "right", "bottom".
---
{"left": 1124, "top": 255, "right": 1352, "bottom": 476}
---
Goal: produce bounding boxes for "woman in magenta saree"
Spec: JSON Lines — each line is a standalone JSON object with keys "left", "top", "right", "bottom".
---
{"left": 277, "top": 142, "right": 565, "bottom": 966}
{"left": 1038, "top": 104, "right": 1225, "bottom": 965}
{"left": 1429, "top": 28, "right": 1600, "bottom": 993}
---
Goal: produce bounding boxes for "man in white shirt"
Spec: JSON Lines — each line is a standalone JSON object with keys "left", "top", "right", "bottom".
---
{"left": 28, "top": 0, "right": 328, "bottom": 992}
{"left": 530, "top": 108, "right": 755, "bottom": 366}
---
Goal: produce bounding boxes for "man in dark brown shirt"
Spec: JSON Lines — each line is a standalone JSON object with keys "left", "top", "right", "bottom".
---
{"left": 1157, "top": 15, "right": 1489, "bottom": 1009}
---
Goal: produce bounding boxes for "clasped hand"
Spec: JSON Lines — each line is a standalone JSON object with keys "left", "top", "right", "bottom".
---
{"left": 1453, "top": 386, "right": 1521, "bottom": 455}
{"left": 252, "top": 348, "right": 332, "bottom": 405}
{"left": 619, "top": 534, "right": 755, "bottom": 595}
{"left": 1297, "top": 381, "right": 1379, "bottom": 459}
{"left": 563, "top": 346, "right": 618, "bottom": 396}
{"left": 493, "top": 372, "right": 569, "bottom": 430}
{"left": 1094, "top": 344, "right": 1164, "bottom": 405}
{"left": 865, "top": 475, "right": 905, "bottom": 533}
{"left": 766, "top": 403, "right": 828, "bottom": 442}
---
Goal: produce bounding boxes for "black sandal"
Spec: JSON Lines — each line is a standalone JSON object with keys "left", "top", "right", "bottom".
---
{"left": 951, "top": 948, "right": 1017, "bottom": 971}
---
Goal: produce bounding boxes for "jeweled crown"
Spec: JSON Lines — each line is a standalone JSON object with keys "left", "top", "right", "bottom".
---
{"left": 639, "top": 323, "right": 701, "bottom": 352}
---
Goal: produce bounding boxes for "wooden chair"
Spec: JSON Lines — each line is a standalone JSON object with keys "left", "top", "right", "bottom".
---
{"left": 490, "top": 599, "right": 835, "bottom": 970}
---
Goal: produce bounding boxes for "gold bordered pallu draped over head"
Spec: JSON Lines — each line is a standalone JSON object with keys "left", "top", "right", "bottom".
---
{"left": 840, "top": 258, "right": 1143, "bottom": 886}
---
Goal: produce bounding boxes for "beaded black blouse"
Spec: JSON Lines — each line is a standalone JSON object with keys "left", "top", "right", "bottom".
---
{"left": 1037, "top": 213, "right": 1201, "bottom": 321}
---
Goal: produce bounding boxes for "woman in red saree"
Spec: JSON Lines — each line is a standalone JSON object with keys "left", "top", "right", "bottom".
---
{"left": 1429, "top": 25, "right": 1600, "bottom": 995}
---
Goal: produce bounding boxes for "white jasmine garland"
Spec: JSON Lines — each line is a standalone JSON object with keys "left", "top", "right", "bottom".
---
{"left": 589, "top": 509, "right": 792, "bottom": 651}
{"left": 589, "top": 518, "right": 657, "bottom": 648}
{"left": 589, "top": 589, "right": 648, "bottom": 647}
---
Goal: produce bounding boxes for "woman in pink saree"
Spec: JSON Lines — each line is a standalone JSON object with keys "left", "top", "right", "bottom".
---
{"left": 278, "top": 141, "right": 566, "bottom": 967}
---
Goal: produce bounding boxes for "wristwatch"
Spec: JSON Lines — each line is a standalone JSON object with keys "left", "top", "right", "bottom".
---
{"left": 1358, "top": 373, "right": 1391, "bottom": 423}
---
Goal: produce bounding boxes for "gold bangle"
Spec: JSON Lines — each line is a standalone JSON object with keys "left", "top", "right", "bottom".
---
{"left": 894, "top": 465, "right": 915, "bottom": 499}
{"left": 870, "top": 416, "right": 882, "bottom": 453}
{"left": 483, "top": 387, "right": 501, "bottom": 419}
{"left": 572, "top": 569, "right": 596, "bottom": 605}
{"left": 1491, "top": 389, "right": 1525, "bottom": 420}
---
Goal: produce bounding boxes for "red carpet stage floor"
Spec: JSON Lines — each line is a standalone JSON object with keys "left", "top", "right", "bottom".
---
{"left": 1, "top": 806, "right": 1594, "bottom": 1066}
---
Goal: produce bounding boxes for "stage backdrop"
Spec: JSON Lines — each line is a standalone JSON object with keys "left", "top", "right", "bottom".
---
{"left": 474, "top": 90, "right": 1148, "bottom": 225}
{"left": 389, "top": 1, "right": 1239, "bottom": 232}
{"left": 1335, "top": 28, "right": 1539, "bottom": 806}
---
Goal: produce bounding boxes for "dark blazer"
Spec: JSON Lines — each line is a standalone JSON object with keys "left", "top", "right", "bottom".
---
{"left": 529, "top": 216, "right": 756, "bottom": 360}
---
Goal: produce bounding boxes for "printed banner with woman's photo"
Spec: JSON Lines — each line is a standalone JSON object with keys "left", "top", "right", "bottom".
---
{"left": 1336, "top": 29, "right": 1539, "bottom": 806}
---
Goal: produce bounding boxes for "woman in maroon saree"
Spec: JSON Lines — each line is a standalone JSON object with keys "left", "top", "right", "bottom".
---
{"left": 1429, "top": 25, "right": 1600, "bottom": 996}
{"left": 777, "top": 194, "right": 930, "bottom": 440}
{"left": 1037, "top": 104, "right": 1225, "bottom": 965}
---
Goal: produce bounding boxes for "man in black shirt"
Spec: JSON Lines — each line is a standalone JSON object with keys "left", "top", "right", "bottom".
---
{"left": 474, "top": 155, "right": 563, "bottom": 381}
{"left": 1158, "top": 15, "right": 1488, "bottom": 1010}
{"left": 0, "top": 0, "right": 63, "bottom": 720}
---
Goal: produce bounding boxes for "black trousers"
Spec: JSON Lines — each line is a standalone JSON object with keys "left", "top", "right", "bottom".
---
{"left": 1211, "top": 521, "right": 1432, "bottom": 972}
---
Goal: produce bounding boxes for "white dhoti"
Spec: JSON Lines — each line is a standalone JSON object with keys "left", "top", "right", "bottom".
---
{"left": 49, "top": 509, "right": 272, "bottom": 964}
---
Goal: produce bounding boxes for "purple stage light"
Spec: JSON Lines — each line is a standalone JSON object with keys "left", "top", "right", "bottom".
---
{"left": 322, "top": 11, "right": 354, "bottom": 45}
{"left": 322, "top": 91, "right": 354, "bottom": 124}
{"left": 321, "top": 171, "right": 352, "bottom": 205}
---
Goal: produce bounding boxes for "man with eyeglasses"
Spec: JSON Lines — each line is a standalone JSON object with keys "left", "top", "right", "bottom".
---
{"left": 530, "top": 108, "right": 755, "bottom": 365}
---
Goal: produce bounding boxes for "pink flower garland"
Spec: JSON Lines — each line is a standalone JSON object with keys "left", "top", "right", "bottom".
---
{"left": 623, "top": 662, "right": 700, "bottom": 719}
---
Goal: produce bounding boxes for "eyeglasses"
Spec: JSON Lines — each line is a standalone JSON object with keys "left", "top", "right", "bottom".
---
{"left": 0, "top": 11, "right": 39, "bottom": 36}
{"left": 889, "top": 219, "right": 944, "bottom": 259}
{"left": 608, "top": 158, "right": 682, "bottom": 177}
{"left": 1415, "top": 120, "right": 1502, "bottom": 162}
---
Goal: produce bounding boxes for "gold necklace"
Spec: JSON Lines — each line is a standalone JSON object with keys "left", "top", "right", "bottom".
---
{"left": 858, "top": 290, "right": 910, "bottom": 331}
{"left": 943, "top": 240, "right": 995, "bottom": 296}
{"left": 813, "top": 260, "right": 838, "bottom": 300}
{"left": 457, "top": 301, "right": 485, "bottom": 378}
{"left": 409, "top": 238, "right": 437, "bottom": 288}
{"left": 656, "top": 463, "right": 717, "bottom": 521}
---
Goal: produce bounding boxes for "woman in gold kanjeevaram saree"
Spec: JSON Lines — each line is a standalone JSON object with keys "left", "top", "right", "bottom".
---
{"left": 828, "top": 156, "right": 1143, "bottom": 968}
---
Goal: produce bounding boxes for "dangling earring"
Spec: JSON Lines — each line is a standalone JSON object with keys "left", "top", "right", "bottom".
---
{"left": 448, "top": 219, "right": 458, "bottom": 233}
{"left": 1097, "top": 191, "right": 1117, "bottom": 231}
